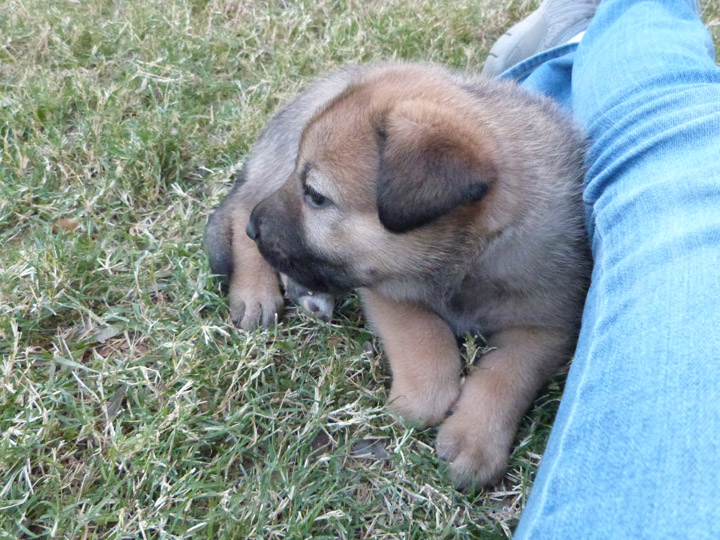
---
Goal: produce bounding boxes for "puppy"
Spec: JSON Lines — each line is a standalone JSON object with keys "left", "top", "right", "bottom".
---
{"left": 203, "top": 68, "right": 374, "bottom": 328}
{"left": 205, "top": 61, "right": 590, "bottom": 489}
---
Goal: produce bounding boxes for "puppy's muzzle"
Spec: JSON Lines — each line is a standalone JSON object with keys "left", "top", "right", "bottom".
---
{"left": 245, "top": 197, "right": 357, "bottom": 295}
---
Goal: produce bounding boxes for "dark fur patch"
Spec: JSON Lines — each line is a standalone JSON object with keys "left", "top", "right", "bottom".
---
{"left": 248, "top": 193, "right": 356, "bottom": 295}
{"left": 203, "top": 168, "right": 249, "bottom": 281}
{"left": 203, "top": 206, "right": 233, "bottom": 280}
{"left": 229, "top": 167, "right": 248, "bottom": 186}
{"left": 376, "top": 105, "right": 496, "bottom": 233}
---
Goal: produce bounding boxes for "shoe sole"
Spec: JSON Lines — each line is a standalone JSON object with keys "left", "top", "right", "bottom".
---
{"left": 482, "top": 4, "right": 552, "bottom": 77}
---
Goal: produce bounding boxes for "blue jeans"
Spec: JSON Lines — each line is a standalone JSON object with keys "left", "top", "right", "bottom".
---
{"left": 501, "top": 1, "right": 720, "bottom": 538}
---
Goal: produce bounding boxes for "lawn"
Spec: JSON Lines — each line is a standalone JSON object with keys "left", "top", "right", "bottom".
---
{"left": 1, "top": 1, "right": 718, "bottom": 538}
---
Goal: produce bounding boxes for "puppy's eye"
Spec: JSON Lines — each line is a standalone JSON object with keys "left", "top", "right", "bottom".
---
{"left": 303, "top": 185, "right": 331, "bottom": 209}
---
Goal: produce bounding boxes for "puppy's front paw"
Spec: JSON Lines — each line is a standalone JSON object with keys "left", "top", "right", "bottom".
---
{"left": 229, "top": 285, "right": 284, "bottom": 331}
{"left": 435, "top": 399, "right": 512, "bottom": 491}
{"left": 388, "top": 376, "right": 460, "bottom": 429}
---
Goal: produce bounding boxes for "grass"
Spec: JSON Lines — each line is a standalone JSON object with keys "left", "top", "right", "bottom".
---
{"left": 1, "top": 0, "right": 718, "bottom": 538}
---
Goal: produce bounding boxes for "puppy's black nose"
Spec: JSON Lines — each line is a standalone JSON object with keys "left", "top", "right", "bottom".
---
{"left": 246, "top": 213, "right": 260, "bottom": 241}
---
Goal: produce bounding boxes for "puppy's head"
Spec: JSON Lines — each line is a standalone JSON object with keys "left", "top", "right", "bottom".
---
{"left": 247, "top": 69, "right": 501, "bottom": 294}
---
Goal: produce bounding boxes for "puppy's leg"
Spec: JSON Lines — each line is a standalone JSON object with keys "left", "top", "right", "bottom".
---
{"left": 361, "top": 289, "right": 462, "bottom": 428}
{"left": 435, "top": 327, "right": 568, "bottom": 490}
{"left": 204, "top": 201, "right": 234, "bottom": 284}
{"left": 227, "top": 202, "right": 284, "bottom": 331}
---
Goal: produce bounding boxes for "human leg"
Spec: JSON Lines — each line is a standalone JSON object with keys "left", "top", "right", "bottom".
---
{"left": 515, "top": 1, "right": 720, "bottom": 538}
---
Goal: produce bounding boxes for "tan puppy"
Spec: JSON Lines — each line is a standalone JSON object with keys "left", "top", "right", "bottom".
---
{"left": 205, "top": 62, "right": 590, "bottom": 489}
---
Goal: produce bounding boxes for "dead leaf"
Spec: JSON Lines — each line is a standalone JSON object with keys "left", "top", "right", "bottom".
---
{"left": 94, "top": 325, "right": 123, "bottom": 344}
{"left": 310, "top": 430, "right": 333, "bottom": 456}
{"left": 350, "top": 439, "right": 389, "bottom": 460}
{"left": 52, "top": 218, "right": 79, "bottom": 233}
{"left": 103, "top": 385, "right": 127, "bottom": 420}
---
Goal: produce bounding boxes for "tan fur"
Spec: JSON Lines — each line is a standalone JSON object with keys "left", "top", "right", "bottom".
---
{"left": 361, "top": 289, "right": 461, "bottom": 428}
{"left": 436, "top": 327, "right": 570, "bottom": 486}
{"left": 228, "top": 206, "right": 284, "bottom": 330}
{"left": 205, "top": 62, "right": 590, "bottom": 490}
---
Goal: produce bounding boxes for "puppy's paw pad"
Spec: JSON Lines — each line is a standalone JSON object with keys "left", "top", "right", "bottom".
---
{"left": 297, "top": 294, "right": 334, "bottom": 321}
{"left": 282, "top": 275, "right": 335, "bottom": 321}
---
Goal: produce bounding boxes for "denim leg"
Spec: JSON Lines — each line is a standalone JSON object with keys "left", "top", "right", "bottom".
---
{"left": 499, "top": 43, "right": 578, "bottom": 109}
{"left": 515, "top": 1, "right": 720, "bottom": 539}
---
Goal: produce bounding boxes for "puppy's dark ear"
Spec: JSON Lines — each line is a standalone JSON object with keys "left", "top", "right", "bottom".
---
{"left": 376, "top": 101, "right": 497, "bottom": 233}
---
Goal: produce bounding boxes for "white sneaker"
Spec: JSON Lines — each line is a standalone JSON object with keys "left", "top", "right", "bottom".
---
{"left": 482, "top": 0, "right": 601, "bottom": 77}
